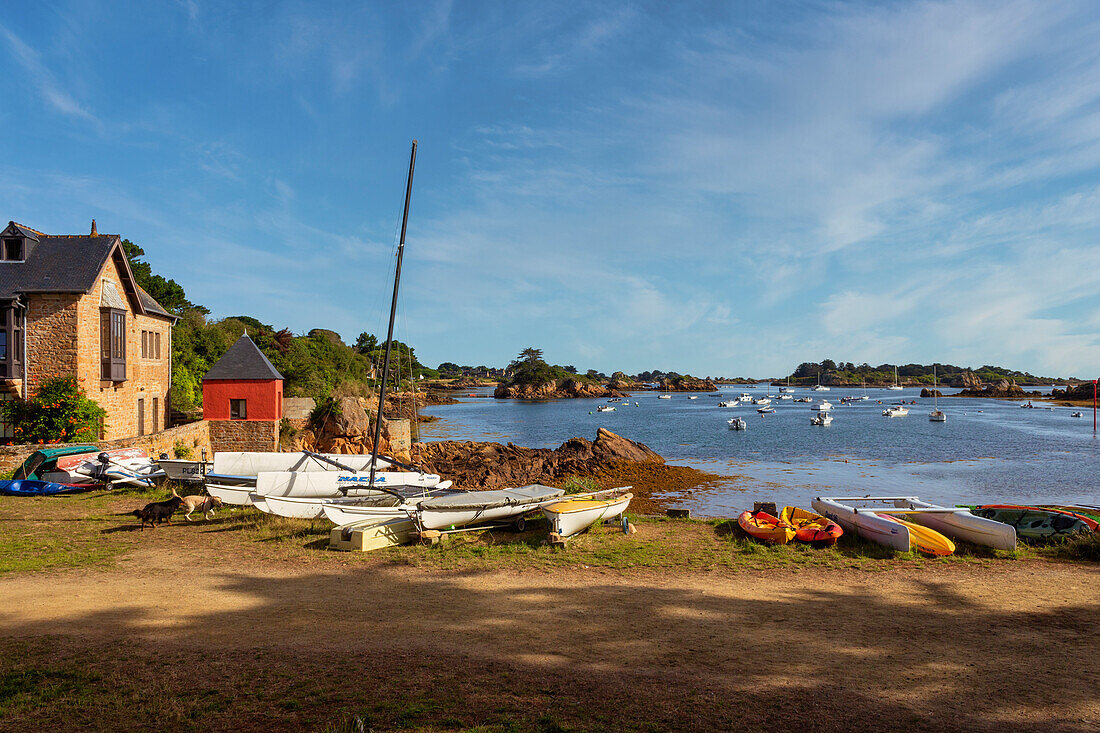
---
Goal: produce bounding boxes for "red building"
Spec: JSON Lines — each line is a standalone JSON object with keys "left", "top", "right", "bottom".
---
{"left": 202, "top": 334, "right": 283, "bottom": 422}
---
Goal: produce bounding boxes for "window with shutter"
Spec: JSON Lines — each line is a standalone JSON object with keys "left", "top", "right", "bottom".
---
{"left": 100, "top": 309, "right": 126, "bottom": 381}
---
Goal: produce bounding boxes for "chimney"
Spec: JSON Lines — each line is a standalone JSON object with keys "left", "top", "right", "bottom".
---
{"left": 90, "top": 219, "right": 97, "bottom": 236}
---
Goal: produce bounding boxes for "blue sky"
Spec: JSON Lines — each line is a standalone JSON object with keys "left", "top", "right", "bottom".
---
{"left": 3, "top": 1, "right": 1100, "bottom": 378}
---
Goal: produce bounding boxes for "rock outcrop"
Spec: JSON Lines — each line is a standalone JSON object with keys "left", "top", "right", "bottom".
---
{"left": 920, "top": 388, "right": 943, "bottom": 398}
{"left": 494, "top": 378, "right": 622, "bottom": 400}
{"left": 1051, "top": 383, "right": 1093, "bottom": 401}
{"left": 951, "top": 370, "right": 983, "bottom": 389}
{"left": 384, "top": 391, "right": 460, "bottom": 421}
{"left": 285, "top": 395, "right": 403, "bottom": 459}
{"left": 606, "top": 371, "right": 640, "bottom": 391}
{"left": 411, "top": 428, "right": 663, "bottom": 490}
{"left": 658, "top": 375, "right": 718, "bottom": 392}
{"left": 955, "top": 379, "right": 1033, "bottom": 398}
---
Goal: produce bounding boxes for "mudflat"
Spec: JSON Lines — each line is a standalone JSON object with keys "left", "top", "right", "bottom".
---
{"left": 0, "top": 493, "right": 1097, "bottom": 732}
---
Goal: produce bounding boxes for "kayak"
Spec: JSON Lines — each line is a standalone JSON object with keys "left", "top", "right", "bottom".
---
{"left": 779, "top": 506, "right": 843, "bottom": 547}
{"left": 963, "top": 505, "right": 1096, "bottom": 539}
{"left": 738, "top": 510, "right": 795, "bottom": 544}
{"left": 0, "top": 479, "right": 95, "bottom": 497}
{"left": 1039, "top": 505, "right": 1100, "bottom": 523}
{"left": 878, "top": 514, "right": 955, "bottom": 556}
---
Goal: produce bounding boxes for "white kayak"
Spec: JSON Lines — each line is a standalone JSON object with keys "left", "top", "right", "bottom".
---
{"left": 417, "top": 484, "right": 565, "bottom": 530}
{"left": 890, "top": 498, "right": 1016, "bottom": 550}
{"left": 254, "top": 470, "right": 447, "bottom": 499}
{"left": 812, "top": 497, "right": 910, "bottom": 551}
{"left": 543, "top": 491, "right": 632, "bottom": 537}
{"left": 212, "top": 451, "right": 391, "bottom": 476}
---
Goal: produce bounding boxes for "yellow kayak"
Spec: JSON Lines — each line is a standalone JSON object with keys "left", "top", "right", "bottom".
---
{"left": 879, "top": 514, "right": 955, "bottom": 556}
{"left": 780, "top": 506, "right": 843, "bottom": 546}
{"left": 738, "top": 510, "right": 796, "bottom": 544}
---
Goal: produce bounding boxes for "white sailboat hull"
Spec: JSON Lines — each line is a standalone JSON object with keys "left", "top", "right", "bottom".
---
{"left": 260, "top": 494, "right": 406, "bottom": 520}
{"left": 212, "top": 452, "right": 390, "bottom": 476}
{"left": 254, "top": 471, "right": 445, "bottom": 498}
{"left": 892, "top": 499, "right": 1015, "bottom": 550}
{"left": 812, "top": 497, "right": 910, "bottom": 551}
{"left": 417, "top": 485, "right": 565, "bottom": 530}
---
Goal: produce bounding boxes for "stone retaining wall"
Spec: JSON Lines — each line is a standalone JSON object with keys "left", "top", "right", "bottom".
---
{"left": 0, "top": 420, "right": 212, "bottom": 475}
{"left": 209, "top": 420, "right": 279, "bottom": 453}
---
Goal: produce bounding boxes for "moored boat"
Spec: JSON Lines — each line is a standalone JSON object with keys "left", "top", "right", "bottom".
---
{"left": 737, "top": 510, "right": 795, "bottom": 544}
{"left": 727, "top": 417, "right": 747, "bottom": 430}
{"left": 779, "top": 506, "right": 843, "bottom": 546}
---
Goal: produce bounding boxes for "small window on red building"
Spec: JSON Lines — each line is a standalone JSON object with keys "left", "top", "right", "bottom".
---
{"left": 230, "top": 399, "right": 247, "bottom": 420}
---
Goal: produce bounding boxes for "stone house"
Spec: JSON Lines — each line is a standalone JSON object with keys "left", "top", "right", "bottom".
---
{"left": 0, "top": 220, "right": 176, "bottom": 441}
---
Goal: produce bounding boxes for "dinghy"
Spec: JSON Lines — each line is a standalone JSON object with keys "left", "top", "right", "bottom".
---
{"left": 727, "top": 417, "right": 747, "bottom": 430}
{"left": 779, "top": 506, "right": 843, "bottom": 546}
{"left": 44, "top": 447, "right": 165, "bottom": 487}
{"left": 890, "top": 498, "right": 1015, "bottom": 550}
{"left": 737, "top": 510, "right": 795, "bottom": 544}
{"left": 0, "top": 479, "right": 95, "bottom": 497}
{"left": 417, "top": 484, "right": 565, "bottom": 530}
{"left": 542, "top": 490, "right": 632, "bottom": 538}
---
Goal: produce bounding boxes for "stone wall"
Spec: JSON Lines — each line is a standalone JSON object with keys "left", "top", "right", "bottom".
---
{"left": 209, "top": 419, "right": 279, "bottom": 453}
{"left": 0, "top": 419, "right": 211, "bottom": 475}
{"left": 283, "top": 397, "right": 315, "bottom": 421}
{"left": 23, "top": 293, "right": 81, "bottom": 397}
{"left": 78, "top": 254, "right": 173, "bottom": 439}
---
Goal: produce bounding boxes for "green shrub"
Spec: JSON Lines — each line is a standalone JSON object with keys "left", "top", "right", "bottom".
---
{"left": 561, "top": 476, "right": 599, "bottom": 495}
{"left": 173, "top": 442, "right": 194, "bottom": 460}
{"left": 0, "top": 376, "right": 106, "bottom": 444}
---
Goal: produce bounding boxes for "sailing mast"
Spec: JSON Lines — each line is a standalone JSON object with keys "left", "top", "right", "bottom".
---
{"left": 368, "top": 140, "right": 418, "bottom": 490}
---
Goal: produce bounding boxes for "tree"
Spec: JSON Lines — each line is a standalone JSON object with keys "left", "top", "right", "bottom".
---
{"left": 437, "top": 362, "right": 460, "bottom": 375}
{"left": 120, "top": 239, "right": 206, "bottom": 314}
{"left": 354, "top": 332, "right": 378, "bottom": 353}
{"left": 511, "top": 347, "right": 543, "bottom": 367}
{"left": 563, "top": 365, "right": 577, "bottom": 374}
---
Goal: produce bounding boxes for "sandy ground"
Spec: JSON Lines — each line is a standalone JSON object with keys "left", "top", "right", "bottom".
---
{"left": 1, "top": 536, "right": 1097, "bottom": 732}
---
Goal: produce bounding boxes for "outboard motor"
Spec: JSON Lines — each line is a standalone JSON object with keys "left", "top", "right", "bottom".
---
{"left": 88, "top": 452, "right": 112, "bottom": 483}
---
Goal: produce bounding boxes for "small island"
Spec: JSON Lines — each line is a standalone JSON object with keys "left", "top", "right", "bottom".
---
{"left": 494, "top": 348, "right": 623, "bottom": 399}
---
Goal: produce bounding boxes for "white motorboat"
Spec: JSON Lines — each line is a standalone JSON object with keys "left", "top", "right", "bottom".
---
{"left": 812, "top": 384, "right": 830, "bottom": 391}
{"left": 794, "top": 396, "right": 813, "bottom": 403}
{"left": 727, "top": 417, "right": 747, "bottom": 430}
{"left": 777, "top": 394, "right": 793, "bottom": 401}
{"left": 812, "top": 497, "right": 911, "bottom": 551}
{"left": 658, "top": 394, "right": 672, "bottom": 399}
{"left": 417, "top": 484, "right": 566, "bottom": 530}
{"left": 757, "top": 406, "right": 776, "bottom": 414}
{"left": 890, "top": 498, "right": 1015, "bottom": 550}
{"left": 810, "top": 413, "right": 833, "bottom": 426}
{"left": 753, "top": 397, "right": 771, "bottom": 405}
{"left": 883, "top": 405, "right": 909, "bottom": 417}
{"left": 738, "top": 393, "right": 752, "bottom": 401}
{"left": 887, "top": 365, "right": 903, "bottom": 390}
{"left": 156, "top": 458, "right": 212, "bottom": 483}
{"left": 718, "top": 400, "right": 739, "bottom": 407}
{"left": 596, "top": 405, "right": 616, "bottom": 412}
{"left": 813, "top": 400, "right": 833, "bottom": 412}
{"left": 543, "top": 491, "right": 632, "bottom": 537}
{"left": 1072, "top": 412, "right": 1083, "bottom": 418}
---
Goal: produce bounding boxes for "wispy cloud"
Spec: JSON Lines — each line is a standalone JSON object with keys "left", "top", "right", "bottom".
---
{"left": 0, "top": 23, "right": 99, "bottom": 125}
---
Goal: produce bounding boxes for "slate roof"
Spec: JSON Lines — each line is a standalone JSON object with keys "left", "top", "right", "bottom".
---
{"left": 203, "top": 334, "right": 284, "bottom": 381}
{"left": 1, "top": 221, "right": 174, "bottom": 320}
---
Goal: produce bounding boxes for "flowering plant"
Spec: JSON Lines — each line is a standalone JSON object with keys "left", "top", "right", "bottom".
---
{"left": 1, "top": 376, "right": 106, "bottom": 444}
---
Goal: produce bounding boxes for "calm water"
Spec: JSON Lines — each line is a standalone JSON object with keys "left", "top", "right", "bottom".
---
{"left": 420, "top": 386, "right": 1099, "bottom": 517}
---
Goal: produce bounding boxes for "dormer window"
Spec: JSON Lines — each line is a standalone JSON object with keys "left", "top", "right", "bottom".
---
{"left": 2, "top": 238, "right": 23, "bottom": 262}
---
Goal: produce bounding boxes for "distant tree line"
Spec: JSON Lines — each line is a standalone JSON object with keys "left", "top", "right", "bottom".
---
{"left": 785, "top": 360, "right": 1061, "bottom": 386}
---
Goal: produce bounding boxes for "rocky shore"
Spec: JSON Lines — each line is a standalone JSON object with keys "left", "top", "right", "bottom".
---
{"left": 656, "top": 375, "right": 718, "bottom": 392}
{"left": 412, "top": 428, "right": 720, "bottom": 514}
{"left": 954, "top": 379, "right": 1038, "bottom": 399}
{"left": 494, "top": 378, "right": 623, "bottom": 399}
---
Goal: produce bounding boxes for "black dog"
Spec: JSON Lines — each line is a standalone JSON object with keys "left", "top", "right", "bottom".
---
{"left": 132, "top": 496, "right": 183, "bottom": 530}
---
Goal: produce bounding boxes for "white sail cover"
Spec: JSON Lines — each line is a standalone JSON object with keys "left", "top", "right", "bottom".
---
{"left": 254, "top": 470, "right": 444, "bottom": 498}
{"left": 212, "top": 452, "right": 391, "bottom": 476}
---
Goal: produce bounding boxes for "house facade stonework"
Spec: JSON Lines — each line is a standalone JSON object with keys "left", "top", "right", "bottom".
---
{"left": 1, "top": 220, "right": 176, "bottom": 441}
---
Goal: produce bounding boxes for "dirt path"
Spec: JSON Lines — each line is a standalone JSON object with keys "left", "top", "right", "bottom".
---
{"left": 1, "top": 544, "right": 1097, "bottom": 732}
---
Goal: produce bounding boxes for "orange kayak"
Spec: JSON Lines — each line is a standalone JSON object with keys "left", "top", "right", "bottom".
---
{"left": 780, "top": 506, "right": 843, "bottom": 547}
{"left": 738, "top": 510, "right": 795, "bottom": 544}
